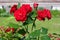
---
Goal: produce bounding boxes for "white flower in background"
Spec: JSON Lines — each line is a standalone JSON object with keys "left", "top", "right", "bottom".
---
{"left": 0, "top": 5, "right": 3, "bottom": 9}
{"left": 52, "top": 6, "right": 60, "bottom": 10}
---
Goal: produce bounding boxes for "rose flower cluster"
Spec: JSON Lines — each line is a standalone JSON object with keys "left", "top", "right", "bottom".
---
{"left": 37, "top": 9, "right": 51, "bottom": 21}
{"left": 14, "top": 4, "right": 32, "bottom": 22}
{"left": 10, "top": 3, "right": 51, "bottom": 22}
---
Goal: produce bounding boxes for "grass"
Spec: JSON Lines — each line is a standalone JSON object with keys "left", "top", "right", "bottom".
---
{"left": 0, "top": 16, "right": 60, "bottom": 34}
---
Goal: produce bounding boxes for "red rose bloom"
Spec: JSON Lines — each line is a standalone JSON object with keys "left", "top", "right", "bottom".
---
{"left": 37, "top": 10, "right": 45, "bottom": 21}
{"left": 10, "top": 5, "right": 17, "bottom": 14}
{"left": 56, "top": 38, "right": 60, "bottom": 40}
{"left": 14, "top": 8, "right": 27, "bottom": 22}
{"left": 14, "top": 4, "right": 32, "bottom": 22}
{"left": 33, "top": 3, "right": 38, "bottom": 8}
{"left": 37, "top": 9, "right": 51, "bottom": 21}
{"left": 43, "top": 9, "right": 51, "bottom": 20}
{"left": 21, "top": 4, "right": 32, "bottom": 13}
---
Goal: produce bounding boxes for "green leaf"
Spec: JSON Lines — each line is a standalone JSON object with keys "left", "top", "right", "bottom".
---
{"left": 23, "top": 16, "right": 33, "bottom": 26}
{"left": 7, "top": 22, "right": 20, "bottom": 29}
{"left": 17, "top": 2, "right": 20, "bottom": 9}
{"left": 13, "top": 38, "right": 19, "bottom": 40}
{"left": 53, "top": 33, "right": 57, "bottom": 35}
{"left": 25, "top": 29, "right": 40, "bottom": 40}
{"left": 40, "top": 27, "right": 48, "bottom": 34}
{"left": 30, "top": 29, "right": 40, "bottom": 37}
{"left": 27, "top": 16, "right": 33, "bottom": 24}
{"left": 25, "top": 36, "right": 31, "bottom": 40}
{"left": 41, "top": 35, "right": 51, "bottom": 40}
{"left": 23, "top": 22, "right": 28, "bottom": 26}
{"left": 0, "top": 38, "right": 6, "bottom": 40}
{"left": 18, "top": 29, "right": 26, "bottom": 35}
{"left": 31, "top": 10, "right": 37, "bottom": 18}
{"left": 25, "top": 35, "right": 37, "bottom": 40}
{"left": 29, "top": 29, "right": 40, "bottom": 37}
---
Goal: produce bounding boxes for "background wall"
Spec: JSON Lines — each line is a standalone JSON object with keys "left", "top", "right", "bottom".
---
{"left": 0, "top": 0, "right": 60, "bottom": 3}
{"left": 0, "top": 0, "right": 60, "bottom": 11}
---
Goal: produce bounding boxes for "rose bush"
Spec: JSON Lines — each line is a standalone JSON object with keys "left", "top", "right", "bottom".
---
{"left": 1, "top": 3, "right": 59, "bottom": 40}
{"left": 11, "top": 3, "right": 52, "bottom": 40}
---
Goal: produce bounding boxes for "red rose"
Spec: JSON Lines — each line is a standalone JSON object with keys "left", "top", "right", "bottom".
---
{"left": 5, "top": 27, "right": 15, "bottom": 33}
{"left": 56, "top": 38, "right": 60, "bottom": 40}
{"left": 14, "top": 4, "right": 32, "bottom": 22}
{"left": 10, "top": 5, "right": 17, "bottom": 14}
{"left": 14, "top": 8, "right": 27, "bottom": 22}
{"left": 43, "top": 9, "right": 51, "bottom": 20}
{"left": 21, "top": 4, "right": 32, "bottom": 13}
{"left": 37, "top": 10, "right": 45, "bottom": 21}
{"left": 33, "top": 3, "right": 38, "bottom": 8}
{"left": 37, "top": 9, "right": 51, "bottom": 21}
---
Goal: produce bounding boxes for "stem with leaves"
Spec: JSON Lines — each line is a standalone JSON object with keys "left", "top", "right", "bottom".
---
{"left": 31, "top": 17, "right": 36, "bottom": 31}
{"left": 38, "top": 36, "right": 40, "bottom": 40}
{"left": 26, "top": 25, "right": 29, "bottom": 33}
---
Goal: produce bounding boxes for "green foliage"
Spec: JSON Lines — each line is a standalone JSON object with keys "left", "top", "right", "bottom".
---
{"left": 7, "top": 22, "right": 20, "bottom": 29}
{"left": 0, "top": 8, "right": 6, "bottom": 13}
{"left": 25, "top": 37, "right": 31, "bottom": 40}
{"left": 0, "top": 8, "right": 10, "bottom": 17}
{"left": 18, "top": 29, "right": 26, "bottom": 35}
{"left": 17, "top": 2, "right": 21, "bottom": 9}
{"left": 51, "top": 10, "right": 60, "bottom": 18}
{"left": 29, "top": 10, "right": 37, "bottom": 18}
{"left": 25, "top": 27, "right": 49, "bottom": 40}
{"left": 27, "top": 16, "right": 34, "bottom": 24}
{"left": 0, "top": 12, "right": 10, "bottom": 17}
{"left": 25, "top": 29, "right": 40, "bottom": 40}
{"left": 40, "top": 27, "right": 48, "bottom": 34}
{"left": 41, "top": 35, "right": 51, "bottom": 40}
{"left": 23, "top": 10, "right": 37, "bottom": 26}
{"left": 23, "top": 16, "right": 33, "bottom": 26}
{"left": 53, "top": 33, "right": 57, "bottom": 35}
{"left": 0, "top": 38, "right": 6, "bottom": 40}
{"left": 29, "top": 29, "right": 40, "bottom": 37}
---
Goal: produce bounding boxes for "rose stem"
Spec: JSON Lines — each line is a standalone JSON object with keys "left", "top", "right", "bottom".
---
{"left": 31, "top": 17, "right": 36, "bottom": 31}
{"left": 26, "top": 25, "right": 29, "bottom": 33}
{"left": 38, "top": 36, "right": 39, "bottom": 40}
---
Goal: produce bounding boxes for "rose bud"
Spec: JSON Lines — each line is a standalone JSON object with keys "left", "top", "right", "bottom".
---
{"left": 5, "top": 27, "right": 15, "bottom": 33}
{"left": 10, "top": 5, "right": 17, "bottom": 14}
{"left": 33, "top": 3, "right": 38, "bottom": 8}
